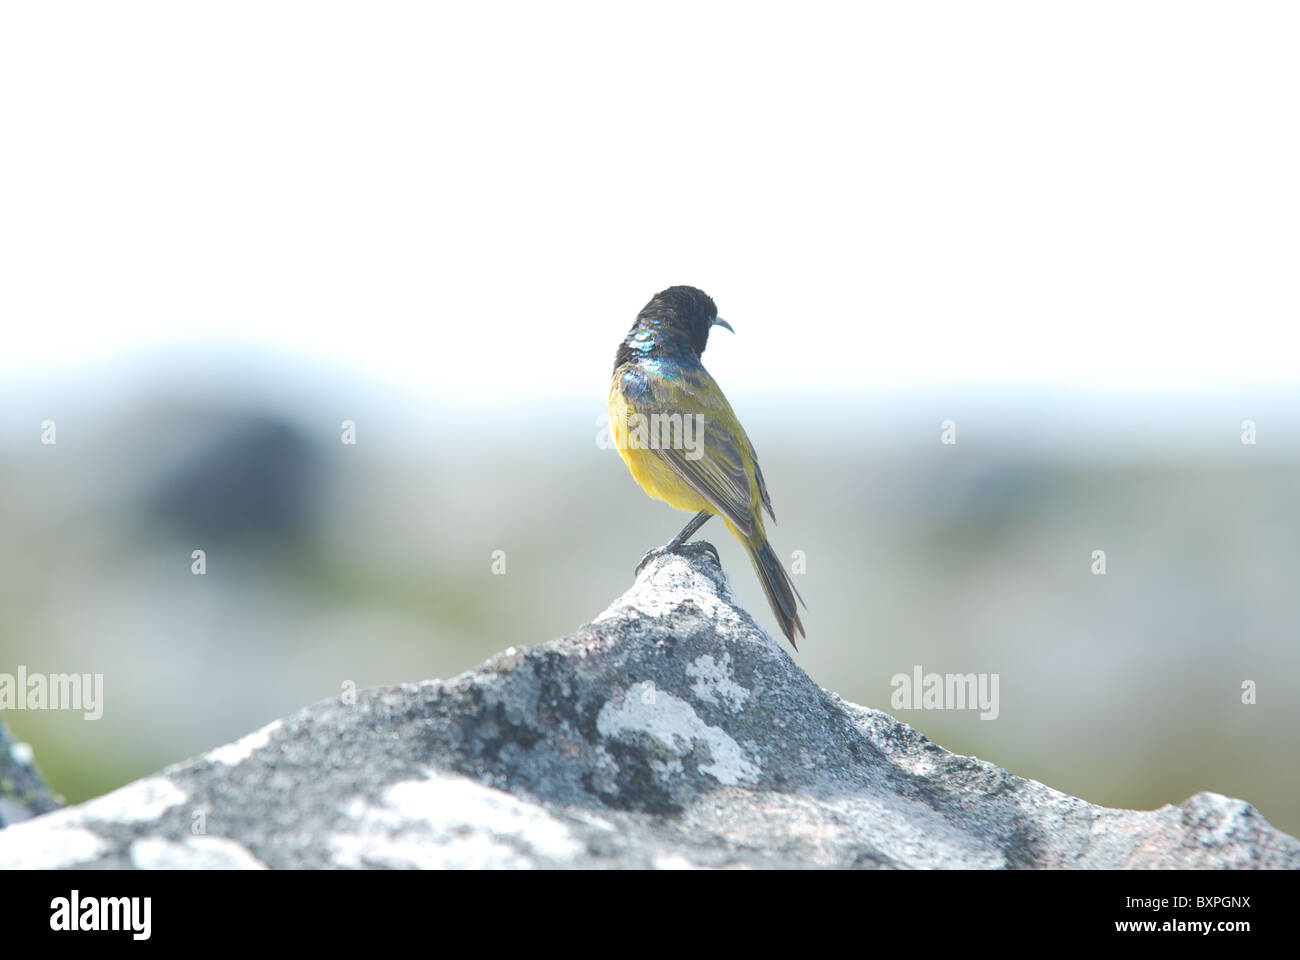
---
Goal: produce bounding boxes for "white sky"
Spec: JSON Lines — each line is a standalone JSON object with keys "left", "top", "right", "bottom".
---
{"left": 2, "top": 1, "right": 1297, "bottom": 405}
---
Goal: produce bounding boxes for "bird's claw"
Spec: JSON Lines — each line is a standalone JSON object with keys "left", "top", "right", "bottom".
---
{"left": 634, "top": 539, "right": 721, "bottom": 576}
{"left": 683, "top": 540, "right": 722, "bottom": 567}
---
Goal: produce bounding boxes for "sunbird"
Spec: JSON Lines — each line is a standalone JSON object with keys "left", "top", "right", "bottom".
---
{"left": 607, "top": 285, "right": 806, "bottom": 649}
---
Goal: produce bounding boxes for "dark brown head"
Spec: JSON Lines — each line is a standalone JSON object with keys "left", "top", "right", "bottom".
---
{"left": 615, "top": 285, "right": 733, "bottom": 369}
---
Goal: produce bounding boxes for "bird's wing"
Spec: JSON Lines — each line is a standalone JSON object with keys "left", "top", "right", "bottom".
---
{"left": 747, "top": 436, "right": 775, "bottom": 522}
{"left": 637, "top": 365, "right": 756, "bottom": 537}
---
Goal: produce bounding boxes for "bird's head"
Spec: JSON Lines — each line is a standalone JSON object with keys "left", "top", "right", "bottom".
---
{"left": 635, "top": 285, "right": 733, "bottom": 358}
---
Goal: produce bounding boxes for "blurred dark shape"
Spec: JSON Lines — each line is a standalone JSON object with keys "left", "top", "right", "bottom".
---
{"left": 144, "top": 414, "right": 325, "bottom": 544}
{"left": 0, "top": 716, "right": 61, "bottom": 825}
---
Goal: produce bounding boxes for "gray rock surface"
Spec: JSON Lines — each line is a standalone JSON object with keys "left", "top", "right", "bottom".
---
{"left": 1, "top": 548, "right": 1296, "bottom": 869}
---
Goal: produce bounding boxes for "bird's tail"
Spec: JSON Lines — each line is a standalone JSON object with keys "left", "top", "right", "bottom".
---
{"left": 745, "top": 535, "right": 806, "bottom": 650}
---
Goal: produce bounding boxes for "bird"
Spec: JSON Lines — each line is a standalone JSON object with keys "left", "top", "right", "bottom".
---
{"left": 607, "top": 285, "right": 806, "bottom": 649}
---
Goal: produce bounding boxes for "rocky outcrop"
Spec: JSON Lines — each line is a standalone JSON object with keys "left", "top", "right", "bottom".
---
{"left": 1, "top": 548, "right": 1295, "bottom": 869}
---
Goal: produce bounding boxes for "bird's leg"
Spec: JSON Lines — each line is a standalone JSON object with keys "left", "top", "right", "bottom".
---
{"left": 635, "top": 510, "right": 719, "bottom": 574}
{"left": 665, "top": 510, "right": 712, "bottom": 551}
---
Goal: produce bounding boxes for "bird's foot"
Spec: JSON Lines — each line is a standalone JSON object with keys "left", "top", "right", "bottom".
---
{"left": 635, "top": 539, "right": 721, "bottom": 576}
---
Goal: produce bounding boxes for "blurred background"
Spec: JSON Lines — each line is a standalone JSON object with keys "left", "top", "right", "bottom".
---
{"left": 2, "top": 2, "right": 1297, "bottom": 836}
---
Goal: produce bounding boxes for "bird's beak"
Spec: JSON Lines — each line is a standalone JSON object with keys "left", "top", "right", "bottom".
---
{"left": 712, "top": 317, "right": 734, "bottom": 333}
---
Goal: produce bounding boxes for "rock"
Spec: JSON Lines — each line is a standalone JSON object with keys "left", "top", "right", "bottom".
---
{"left": 0, "top": 716, "right": 61, "bottom": 827}
{"left": 1, "top": 549, "right": 1296, "bottom": 869}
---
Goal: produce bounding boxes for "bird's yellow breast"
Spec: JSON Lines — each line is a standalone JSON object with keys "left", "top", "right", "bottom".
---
{"left": 607, "top": 377, "right": 718, "bottom": 517}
